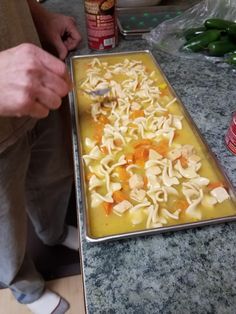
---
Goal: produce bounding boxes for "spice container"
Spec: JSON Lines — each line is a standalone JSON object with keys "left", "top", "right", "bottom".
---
{"left": 84, "top": 0, "right": 118, "bottom": 50}
{"left": 225, "top": 112, "right": 236, "bottom": 155}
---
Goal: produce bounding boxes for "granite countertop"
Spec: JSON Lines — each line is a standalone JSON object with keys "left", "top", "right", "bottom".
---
{"left": 44, "top": 1, "right": 236, "bottom": 313}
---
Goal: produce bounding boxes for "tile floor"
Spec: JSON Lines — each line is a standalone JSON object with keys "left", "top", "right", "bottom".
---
{"left": 0, "top": 275, "right": 85, "bottom": 314}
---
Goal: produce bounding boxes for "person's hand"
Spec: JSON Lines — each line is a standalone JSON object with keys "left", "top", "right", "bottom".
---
{"left": 36, "top": 12, "right": 82, "bottom": 60}
{"left": 0, "top": 44, "right": 71, "bottom": 118}
{"left": 28, "top": 1, "right": 82, "bottom": 60}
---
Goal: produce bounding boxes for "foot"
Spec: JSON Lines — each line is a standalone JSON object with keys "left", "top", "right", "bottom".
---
{"left": 61, "top": 226, "right": 79, "bottom": 251}
{"left": 27, "top": 289, "right": 69, "bottom": 314}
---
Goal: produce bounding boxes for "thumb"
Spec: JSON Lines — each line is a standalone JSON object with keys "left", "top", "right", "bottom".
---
{"left": 54, "top": 35, "right": 68, "bottom": 60}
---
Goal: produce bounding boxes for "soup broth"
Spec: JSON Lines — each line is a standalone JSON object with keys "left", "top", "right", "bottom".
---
{"left": 72, "top": 52, "right": 236, "bottom": 238}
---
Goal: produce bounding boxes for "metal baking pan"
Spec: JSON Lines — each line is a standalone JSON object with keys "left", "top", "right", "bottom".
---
{"left": 68, "top": 50, "right": 236, "bottom": 243}
{"left": 116, "top": 5, "right": 189, "bottom": 37}
{"left": 117, "top": 6, "right": 185, "bottom": 34}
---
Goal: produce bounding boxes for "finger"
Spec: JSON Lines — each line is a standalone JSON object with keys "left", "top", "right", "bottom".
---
{"left": 64, "top": 25, "right": 82, "bottom": 50}
{"left": 36, "top": 86, "right": 62, "bottom": 110}
{"left": 64, "top": 36, "right": 81, "bottom": 51}
{"left": 34, "top": 45, "right": 68, "bottom": 80}
{"left": 40, "top": 68, "right": 70, "bottom": 97}
{"left": 53, "top": 34, "right": 69, "bottom": 60}
{"left": 29, "top": 101, "right": 50, "bottom": 119}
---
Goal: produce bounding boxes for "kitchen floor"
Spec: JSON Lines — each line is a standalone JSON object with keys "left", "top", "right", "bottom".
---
{"left": 0, "top": 275, "right": 85, "bottom": 314}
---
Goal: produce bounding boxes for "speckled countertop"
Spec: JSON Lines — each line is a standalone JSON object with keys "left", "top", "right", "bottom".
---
{"left": 45, "top": 1, "right": 236, "bottom": 313}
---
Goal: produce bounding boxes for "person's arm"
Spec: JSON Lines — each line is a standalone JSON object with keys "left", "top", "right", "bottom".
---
{"left": 27, "top": 0, "right": 82, "bottom": 60}
{"left": 0, "top": 44, "right": 71, "bottom": 118}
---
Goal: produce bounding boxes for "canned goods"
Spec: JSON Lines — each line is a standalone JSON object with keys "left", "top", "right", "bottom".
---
{"left": 84, "top": 0, "right": 118, "bottom": 50}
{"left": 225, "top": 112, "right": 236, "bottom": 155}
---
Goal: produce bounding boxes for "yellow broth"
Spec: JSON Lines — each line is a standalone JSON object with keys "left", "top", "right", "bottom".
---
{"left": 72, "top": 52, "right": 236, "bottom": 238}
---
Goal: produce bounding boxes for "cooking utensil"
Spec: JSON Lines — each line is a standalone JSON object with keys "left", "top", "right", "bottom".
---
{"left": 80, "top": 87, "right": 110, "bottom": 97}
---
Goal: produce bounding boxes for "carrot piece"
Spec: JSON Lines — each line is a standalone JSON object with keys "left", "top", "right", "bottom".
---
{"left": 160, "top": 87, "right": 169, "bottom": 97}
{"left": 129, "top": 123, "right": 138, "bottom": 128}
{"left": 98, "top": 114, "right": 109, "bottom": 124}
{"left": 100, "top": 146, "right": 108, "bottom": 154}
{"left": 172, "top": 199, "right": 189, "bottom": 211}
{"left": 103, "top": 202, "right": 113, "bottom": 216}
{"left": 116, "top": 166, "right": 130, "bottom": 181}
{"left": 134, "top": 147, "right": 149, "bottom": 163}
{"left": 125, "top": 153, "right": 134, "bottom": 165}
{"left": 179, "top": 156, "right": 188, "bottom": 168}
{"left": 143, "top": 175, "right": 148, "bottom": 188}
{"left": 122, "top": 182, "right": 130, "bottom": 192}
{"left": 93, "top": 123, "right": 104, "bottom": 143}
{"left": 151, "top": 139, "right": 169, "bottom": 157}
{"left": 163, "top": 111, "right": 169, "bottom": 117}
{"left": 130, "top": 110, "right": 145, "bottom": 120}
{"left": 136, "top": 160, "right": 145, "bottom": 167}
{"left": 134, "top": 139, "right": 152, "bottom": 148}
{"left": 174, "top": 130, "right": 180, "bottom": 139}
{"left": 207, "top": 181, "right": 224, "bottom": 191}
{"left": 86, "top": 172, "right": 94, "bottom": 182}
{"left": 114, "top": 139, "right": 123, "bottom": 146}
{"left": 113, "top": 190, "right": 128, "bottom": 203}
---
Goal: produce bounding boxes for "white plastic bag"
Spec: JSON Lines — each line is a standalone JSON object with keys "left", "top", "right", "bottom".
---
{"left": 144, "top": 0, "right": 236, "bottom": 61}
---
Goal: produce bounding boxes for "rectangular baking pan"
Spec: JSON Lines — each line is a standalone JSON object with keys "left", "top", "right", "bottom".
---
{"left": 68, "top": 50, "right": 236, "bottom": 243}
{"left": 116, "top": 5, "right": 189, "bottom": 36}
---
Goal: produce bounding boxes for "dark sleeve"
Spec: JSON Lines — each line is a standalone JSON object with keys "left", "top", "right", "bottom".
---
{"left": 0, "top": 0, "right": 40, "bottom": 51}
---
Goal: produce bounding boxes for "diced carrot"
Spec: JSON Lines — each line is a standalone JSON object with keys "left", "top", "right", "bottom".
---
{"left": 159, "top": 83, "right": 169, "bottom": 97}
{"left": 113, "top": 190, "right": 128, "bottom": 203}
{"left": 103, "top": 202, "right": 113, "bottom": 216}
{"left": 100, "top": 146, "right": 108, "bottom": 154}
{"left": 130, "top": 110, "right": 145, "bottom": 120}
{"left": 172, "top": 199, "right": 189, "bottom": 211}
{"left": 86, "top": 172, "right": 94, "bottom": 182}
{"left": 114, "top": 139, "right": 123, "bottom": 146}
{"left": 161, "top": 88, "right": 169, "bottom": 96}
{"left": 134, "top": 139, "right": 152, "bottom": 148}
{"left": 143, "top": 175, "right": 148, "bottom": 188}
{"left": 136, "top": 160, "right": 145, "bottom": 167}
{"left": 174, "top": 130, "right": 180, "bottom": 139}
{"left": 179, "top": 156, "right": 188, "bottom": 168}
{"left": 98, "top": 114, "right": 109, "bottom": 125}
{"left": 122, "top": 182, "right": 130, "bottom": 192}
{"left": 93, "top": 123, "right": 104, "bottom": 143}
{"left": 125, "top": 153, "right": 134, "bottom": 165}
{"left": 134, "top": 147, "right": 149, "bottom": 163}
{"left": 151, "top": 139, "right": 169, "bottom": 157}
{"left": 116, "top": 166, "right": 130, "bottom": 181}
{"left": 163, "top": 111, "right": 169, "bottom": 117}
{"left": 207, "top": 181, "right": 224, "bottom": 191}
{"left": 129, "top": 123, "right": 138, "bottom": 128}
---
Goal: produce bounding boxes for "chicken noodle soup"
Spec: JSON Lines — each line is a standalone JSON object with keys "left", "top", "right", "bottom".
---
{"left": 72, "top": 52, "right": 236, "bottom": 238}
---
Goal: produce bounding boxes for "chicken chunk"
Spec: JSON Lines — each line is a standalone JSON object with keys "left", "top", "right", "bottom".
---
{"left": 113, "top": 200, "right": 132, "bottom": 214}
{"left": 129, "top": 174, "right": 144, "bottom": 190}
{"left": 210, "top": 187, "right": 229, "bottom": 203}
